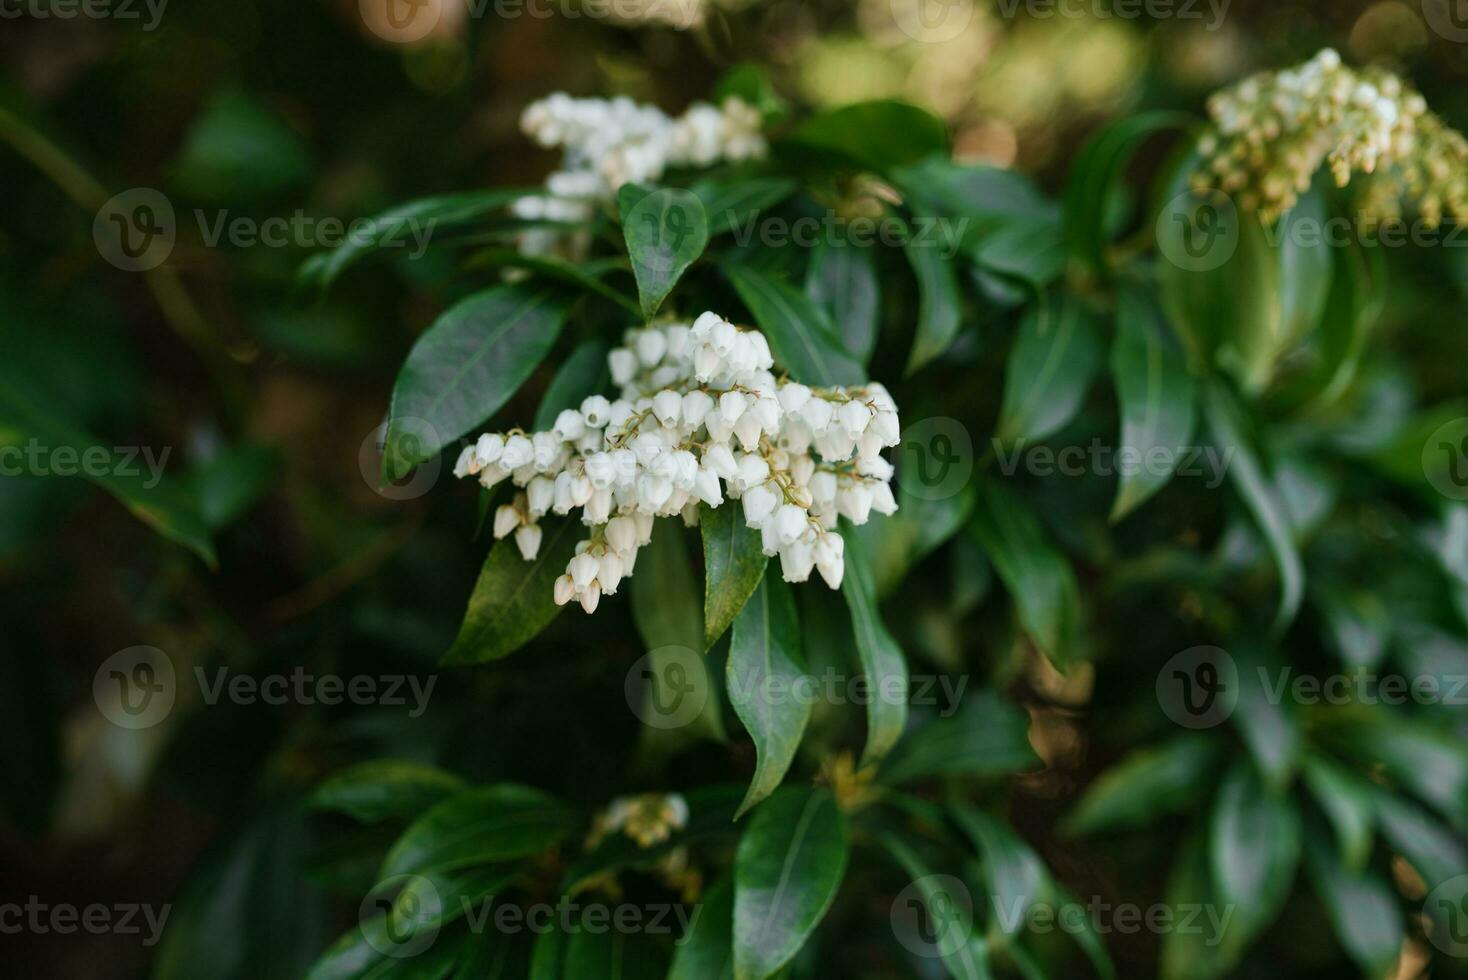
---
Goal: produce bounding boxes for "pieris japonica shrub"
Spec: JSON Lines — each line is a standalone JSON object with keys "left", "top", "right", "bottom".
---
{"left": 289, "top": 53, "right": 1468, "bottom": 980}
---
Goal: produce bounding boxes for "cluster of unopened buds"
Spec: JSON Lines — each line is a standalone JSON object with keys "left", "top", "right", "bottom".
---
{"left": 455, "top": 313, "right": 902, "bottom": 613}
{"left": 586, "top": 793, "right": 689, "bottom": 850}
{"left": 511, "top": 93, "right": 766, "bottom": 259}
{"left": 1195, "top": 48, "right": 1467, "bottom": 225}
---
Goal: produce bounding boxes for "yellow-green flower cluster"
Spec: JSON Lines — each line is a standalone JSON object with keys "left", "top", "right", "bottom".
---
{"left": 1193, "top": 48, "right": 1467, "bottom": 225}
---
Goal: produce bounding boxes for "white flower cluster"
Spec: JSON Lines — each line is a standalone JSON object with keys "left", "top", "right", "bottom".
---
{"left": 454, "top": 314, "right": 901, "bottom": 613}
{"left": 586, "top": 792, "right": 689, "bottom": 849}
{"left": 1197, "top": 48, "right": 1467, "bottom": 225}
{"left": 510, "top": 94, "right": 766, "bottom": 260}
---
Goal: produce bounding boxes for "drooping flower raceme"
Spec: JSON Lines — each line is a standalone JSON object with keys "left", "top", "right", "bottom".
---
{"left": 1195, "top": 48, "right": 1467, "bottom": 225}
{"left": 454, "top": 314, "right": 901, "bottom": 613}
{"left": 510, "top": 94, "right": 767, "bottom": 260}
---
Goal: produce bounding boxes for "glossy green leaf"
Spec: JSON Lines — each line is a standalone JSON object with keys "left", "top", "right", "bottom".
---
{"left": 695, "top": 176, "right": 799, "bottom": 237}
{"left": 702, "top": 503, "right": 769, "bottom": 650}
{"left": 1203, "top": 382, "right": 1303, "bottom": 636}
{"left": 840, "top": 526, "right": 909, "bottom": 769}
{"left": 995, "top": 296, "right": 1102, "bottom": 447}
{"left": 308, "top": 760, "right": 467, "bottom": 824}
{"left": 1333, "top": 715, "right": 1468, "bottom": 826}
{"left": 1305, "top": 839, "right": 1404, "bottom": 980}
{"left": 789, "top": 100, "right": 949, "bottom": 174}
{"left": 969, "top": 480, "right": 1080, "bottom": 667}
{"left": 562, "top": 928, "right": 667, "bottom": 980}
{"left": 1372, "top": 789, "right": 1468, "bottom": 889}
{"left": 532, "top": 340, "right": 612, "bottom": 431}
{"left": 890, "top": 160, "right": 1053, "bottom": 229}
{"left": 386, "top": 865, "right": 515, "bottom": 940}
{"left": 880, "top": 832, "right": 991, "bottom": 980}
{"left": 950, "top": 804, "right": 1047, "bottom": 942}
{"left": 379, "top": 784, "right": 576, "bottom": 879}
{"left": 904, "top": 223, "right": 964, "bottom": 374}
{"left": 804, "top": 241, "right": 879, "bottom": 365}
{"left": 301, "top": 188, "right": 531, "bottom": 292}
{"left": 1301, "top": 755, "right": 1376, "bottom": 872}
{"left": 384, "top": 285, "right": 571, "bottom": 479}
{"left": 1208, "top": 759, "right": 1301, "bottom": 947}
{"left": 1063, "top": 111, "right": 1189, "bottom": 277}
{"left": 0, "top": 381, "right": 215, "bottom": 564}
{"left": 1064, "top": 737, "right": 1220, "bottom": 836}
{"left": 620, "top": 185, "right": 710, "bottom": 318}
{"left": 1307, "top": 239, "right": 1385, "bottom": 404}
{"left": 725, "top": 263, "right": 865, "bottom": 386}
{"left": 668, "top": 875, "right": 735, "bottom": 980}
{"left": 879, "top": 690, "right": 1037, "bottom": 786}
{"left": 1230, "top": 646, "right": 1303, "bottom": 789}
{"left": 528, "top": 923, "right": 568, "bottom": 980}
{"left": 441, "top": 518, "right": 582, "bottom": 665}
{"left": 1274, "top": 190, "right": 1334, "bottom": 351}
{"left": 173, "top": 91, "right": 313, "bottom": 203}
{"left": 727, "top": 576, "right": 810, "bottom": 818}
{"left": 1110, "top": 283, "right": 1197, "bottom": 521}
{"left": 1159, "top": 833, "right": 1240, "bottom": 980}
{"left": 733, "top": 787, "right": 849, "bottom": 980}
{"left": 305, "top": 915, "right": 462, "bottom": 980}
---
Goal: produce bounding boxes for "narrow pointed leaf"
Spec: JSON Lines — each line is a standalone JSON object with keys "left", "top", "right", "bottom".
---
{"left": 996, "top": 296, "right": 1101, "bottom": 446}
{"left": 805, "top": 241, "right": 879, "bottom": 365}
{"left": 840, "top": 526, "right": 908, "bottom": 769}
{"left": 1208, "top": 759, "right": 1301, "bottom": 948}
{"left": 620, "top": 186, "right": 709, "bottom": 318}
{"left": 379, "top": 784, "right": 576, "bottom": 879}
{"left": 904, "top": 224, "right": 963, "bottom": 374}
{"left": 726, "top": 263, "right": 865, "bottom": 386}
{"left": 702, "top": 503, "right": 769, "bottom": 650}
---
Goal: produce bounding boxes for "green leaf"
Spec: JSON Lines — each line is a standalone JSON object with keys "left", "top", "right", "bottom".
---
{"left": 172, "top": 91, "right": 313, "bottom": 203}
{"left": 969, "top": 220, "right": 1066, "bottom": 290}
{"left": 1306, "top": 239, "right": 1385, "bottom": 403}
{"left": 309, "top": 761, "right": 467, "bottom": 824}
{"left": 715, "top": 64, "right": 789, "bottom": 123}
{"left": 384, "top": 285, "right": 571, "bottom": 480}
{"left": 969, "top": 480, "right": 1080, "bottom": 667}
{"left": 789, "top": 100, "right": 949, "bottom": 174}
{"left": 1156, "top": 169, "right": 1284, "bottom": 391}
{"left": 1372, "top": 789, "right": 1468, "bottom": 889}
{"left": 1203, "top": 382, "right": 1304, "bottom": 636}
{"left": 840, "top": 526, "right": 909, "bottom": 769}
{"left": 1333, "top": 715, "right": 1468, "bottom": 826}
{"left": 733, "top": 787, "right": 849, "bottom": 980}
{"left": 441, "top": 517, "right": 582, "bottom": 665}
{"left": 463, "top": 251, "right": 639, "bottom": 315}
{"left": 804, "top": 241, "right": 880, "bottom": 365}
{"left": 528, "top": 923, "right": 568, "bottom": 980}
{"left": 880, "top": 832, "right": 991, "bottom": 980}
{"left": 725, "top": 264, "right": 865, "bottom": 386}
{"left": 532, "top": 340, "right": 612, "bottom": 431}
{"left": 1229, "top": 646, "right": 1302, "bottom": 789}
{"left": 1158, "top": 832, "right": 1239, "bottom": 980}
{"left": 904, "top": 223, "right": 964, "bottom": 375}
{"left": 702, "top": 503, "right": 769, "bottom": 650}
{"left": 1274, "top": 190, "right": 1335, "bottom": 351}
{"left": 563, "top": 927, "right": 667, "bottom": 980}
{"left": 891, "top": 159, "right": 1054, "bottom": 230}
{"left": 668, "top": 875, "right": 735, "bottom": 980}
{"left": 996, "top": 296, "right": 1102, "bottom": 446}
{"left": 727, "top": 576, "right": 810, "bottom": 819}
{"left": 1208, "top": 759, "right": 1301, "bottom": 948}
{"left": 879, "top": 690, "right": 1037, "bottom": 786}
{"left": 1301, "top": 755, "right": 1376, "bottom": 872}
{"left": 694, "top": 176, "right": 799, "bottom": 237}
{"left": 619, "top": 185, "right": 710, "bottom": 319}
{"left": 1064, "top": 736, "right": 1220, "bottom": 836}
{"left": 378, "top": 784, "right": 576, "bottom": 879}
{"left": 857, "top": 479, "right": 977, "bottom": 598}
{"left": 1063, "top": 111, "right": 1189, "bottom": 277}
{"left": 1110, "top": 283, "right": 1197, "bottom": 521}
{"left": 306, "top": 915, "right": 462, "bottom": 980}
{"left": 0, "top": 381, "right": 215, "bottom": 564}
{"left": 950, "top": 805, "right": 1047, "bottom": 943}
{"left": 1304, "top": 839, "right": 1404, "bottom": 980}
{"left": 301, "top": 189, "right": 530, "bottom": 292}
{"left": 632, "top": 520, "right": 726, "bottom": 743}
{"left": 385, "top": 866, "right": 515, "bottom": 940}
